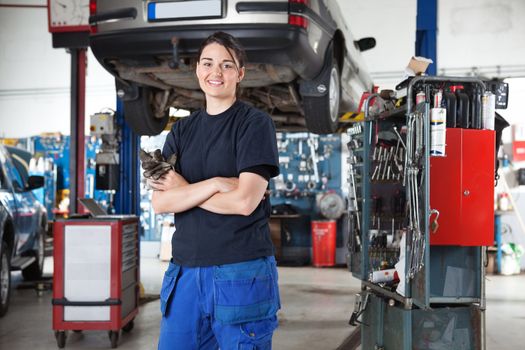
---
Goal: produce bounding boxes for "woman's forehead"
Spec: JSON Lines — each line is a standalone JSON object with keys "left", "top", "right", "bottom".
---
{"left": 200, "top": 43, "right": 239, "bottom": 63}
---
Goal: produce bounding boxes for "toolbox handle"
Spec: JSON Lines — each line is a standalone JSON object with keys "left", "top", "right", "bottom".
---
{"left": 52, "top": 298, "right": 121, "bottom": 306}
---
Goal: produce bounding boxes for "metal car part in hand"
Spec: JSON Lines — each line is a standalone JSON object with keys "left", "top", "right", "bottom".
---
{"left": 140, "top": 149, "right": 177, "bottom": 180}
{"left": 143, "top": 163, "right": 173, "bottom": 180}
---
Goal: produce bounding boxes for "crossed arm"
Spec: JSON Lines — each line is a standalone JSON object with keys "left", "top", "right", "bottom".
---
{"left": 150, "top": 170, "right": 268, "bottom": 216}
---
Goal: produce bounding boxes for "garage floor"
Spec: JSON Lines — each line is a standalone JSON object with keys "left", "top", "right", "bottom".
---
{"left": 0, "top": 256, "right": 524, "bottom": 349}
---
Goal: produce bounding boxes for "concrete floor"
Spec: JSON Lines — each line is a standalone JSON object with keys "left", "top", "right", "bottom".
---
{"left": 0, "top": 257, "right": 524, "bottom": 349}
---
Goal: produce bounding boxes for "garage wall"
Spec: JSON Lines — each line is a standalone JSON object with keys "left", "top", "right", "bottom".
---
{"left": 345, "top": 0, "right": 525, "bottom": 85}
{"left": 0, "top": 0, "right": 115, "bottom": 138}
{"left": 0, "top": 0, "right": 524, "bottom": 138}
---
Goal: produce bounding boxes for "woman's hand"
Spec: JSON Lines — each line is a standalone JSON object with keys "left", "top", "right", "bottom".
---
{"left": 214, "top": 177, "right": 239, "bottom": 193}
{"left": 148, "top": 170, "right": 188, "bottom": 191}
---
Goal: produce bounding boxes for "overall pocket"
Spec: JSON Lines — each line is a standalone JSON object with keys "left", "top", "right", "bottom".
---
{"left": 238, "top": 315, "right": 279, "bottom": 349}
{"left": 160, "top": 262, "right": 181, "bottom": 316}
{"left": 213, "top": 257, "right": 279, "bottom": 325}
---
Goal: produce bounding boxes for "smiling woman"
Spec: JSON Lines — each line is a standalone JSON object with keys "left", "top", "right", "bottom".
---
{"left": 147, "top": 32, "right": 282, "bottom": 350}
{"left": 196, "top": 42, "right": 245, "bottom": 110}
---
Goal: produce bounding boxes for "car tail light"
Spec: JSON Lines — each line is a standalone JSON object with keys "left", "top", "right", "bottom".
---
{"left": 289, "top": 0, "right": 308, "bottom": 29}
{"left": 89, "top": 0, "right": 97, "bottom": 33}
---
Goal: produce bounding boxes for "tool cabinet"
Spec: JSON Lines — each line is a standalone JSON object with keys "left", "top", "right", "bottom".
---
{"left": 346, "top": 77, "right": 497, "bottom": 349}
{"left": 52, "top": 216, "right": 140, "bottom": 348}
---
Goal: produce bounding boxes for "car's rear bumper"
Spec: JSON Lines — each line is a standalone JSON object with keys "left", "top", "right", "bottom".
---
{"left": 90, "top": 24, "right": 329, "bottom": 81}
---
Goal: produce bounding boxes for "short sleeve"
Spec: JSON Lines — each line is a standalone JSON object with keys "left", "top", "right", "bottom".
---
{"left": 236, "top": 111, "right": 280, "bottom": 178}
{"left": 162, "top": 122, "right": 179, "bottom": 160}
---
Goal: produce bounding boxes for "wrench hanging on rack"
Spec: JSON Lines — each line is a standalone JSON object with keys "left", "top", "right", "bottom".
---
{"left": 405, "top": 111, "right": 426, "bottom": 279}
{"left": 347, "top": 146, "right": 362, "bottom": 251}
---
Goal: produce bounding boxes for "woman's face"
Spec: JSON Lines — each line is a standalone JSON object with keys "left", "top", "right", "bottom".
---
{"left": 196, "top": 42, "right": 244, "bottom": 101}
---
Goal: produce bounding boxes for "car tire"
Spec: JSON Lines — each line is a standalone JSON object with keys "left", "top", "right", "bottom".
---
{"left": 0, "top": 243, "right": 11, "bottom": 317}
{"left": 123, "top": 86, "right": 169, "bottom": 136}
{"left": 302, "top": 50, "right": 341, "bottom": 134}
{"left": 21, "top": 227, "right": 45, "bottom": 281}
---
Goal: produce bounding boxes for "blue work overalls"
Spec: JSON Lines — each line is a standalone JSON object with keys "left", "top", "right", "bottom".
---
{"left": 158, "top": 256, "right": 280, "bottom": 349}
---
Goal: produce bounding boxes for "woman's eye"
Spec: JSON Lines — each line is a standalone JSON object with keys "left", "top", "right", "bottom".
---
{"left": 202, "top": 62, "right": 212, "bottom": 67}
{"left": 222, "top": 63, "right": 234, "bottom": 70}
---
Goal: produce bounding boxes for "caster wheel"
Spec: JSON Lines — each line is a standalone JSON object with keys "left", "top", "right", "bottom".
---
{"left": 108, "top": 330, "right": 119, "bottom": 348}
{"left": 122, "top": 319, "right": 134, "bottom": 333}
{"left": 73, "top": 330, "right": 82, "bottom": 333}
{"left": 55, "top": 331, "right": 66, "bottom": 348}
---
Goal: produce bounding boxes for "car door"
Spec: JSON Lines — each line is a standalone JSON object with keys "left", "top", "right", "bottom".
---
{"left": 1, "top": 148, "right": 36, "bottom": 254}
{"left": 0, "top": 149, "right": 19, "bottom": 254}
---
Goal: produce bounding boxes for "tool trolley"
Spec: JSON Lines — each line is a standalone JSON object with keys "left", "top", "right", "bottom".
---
{"left": 346, "top": 76, "right": 506, "bottom": 349}
{"left": 52, "top": 216, "right": 140, "bottom": 348}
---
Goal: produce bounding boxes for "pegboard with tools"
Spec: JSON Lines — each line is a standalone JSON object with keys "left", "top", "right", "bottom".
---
{"left": 269, "top": 132, "right": 348, "bottom": 265}
{"left": 270, "top": 132, "right": 346, "bottom": 218}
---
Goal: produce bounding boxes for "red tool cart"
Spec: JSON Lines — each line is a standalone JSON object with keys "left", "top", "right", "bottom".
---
{"left": 52, "top": 216, "right": 140, "bottom": 348}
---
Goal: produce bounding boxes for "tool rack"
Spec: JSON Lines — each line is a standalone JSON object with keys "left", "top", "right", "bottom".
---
{"left": 346, "top": 76, "right": 495, "bottom": 350}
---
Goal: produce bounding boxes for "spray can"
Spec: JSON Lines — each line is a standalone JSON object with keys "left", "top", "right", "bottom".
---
{"left": 370, "top": 269, "right": 399, "bottom": 283}
{"left": 416, "top": 91, "right": 426, "bottom": 105}
{"left": 472, "top": 87, "right": 482, "bottom": 129}
{"left": 430, "top": 108, "right": 447, "bottom": 156}
{"left": 482, "top": 91, "right": 496, "bottom": 130}
{"left": 433, "top": 89, "right": 443, "bottom": 108}
{"left": 456, "top": 91, "right": 470, "bottom": 128}
{"left": 443, "top": 91, "right": 457, "bottom": 127}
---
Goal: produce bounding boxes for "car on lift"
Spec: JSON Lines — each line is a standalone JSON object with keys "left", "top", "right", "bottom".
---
{"left": 0, "top": 144, "right": 47, "bottom": 317}
{"left": 89, "top": 0, "right": 375, "bottom": 135}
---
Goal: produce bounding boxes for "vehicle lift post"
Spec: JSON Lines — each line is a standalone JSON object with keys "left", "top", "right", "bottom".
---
{"left": 114, "top": 99, "right": 141, "bottom": 216}
{"left": 415, "top": 0, "right": 437, "bottom": 75}
{"left": 68, "top": 48, "right": 87, "bottom": 215}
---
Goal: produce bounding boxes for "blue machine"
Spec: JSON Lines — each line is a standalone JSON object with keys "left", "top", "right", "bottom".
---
{"left": 31, "top": 135, "right": 110, "bottom": 219}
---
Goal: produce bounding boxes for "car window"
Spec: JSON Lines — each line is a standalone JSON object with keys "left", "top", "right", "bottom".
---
{"left": 0, "top": 163, "right": 7, "bottom": 190}
{"left": 6, "top": 147, "right": 30, "bottom": 187}
{"left": 9, "top": 156, "right": 28, "bottom": 189}
{"left": 2, "top": 157, "right": 24, "bottom": 192}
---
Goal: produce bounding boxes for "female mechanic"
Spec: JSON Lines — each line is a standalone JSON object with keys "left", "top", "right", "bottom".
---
{"left": 150, "top": 31, "right": 281, "bottom": 350}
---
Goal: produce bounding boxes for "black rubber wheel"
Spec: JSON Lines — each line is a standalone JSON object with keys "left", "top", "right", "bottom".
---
{"left": 22, "top": 226, "right": 45, "bottom": 281}
{"left": 109, "top": 330, "right": 119, "bottom": 348}
{"left": 73, "top": 330, "right": 82, "bottom": 333}
{"left": 302, "top": 47, "right": 341, "bottom": 134}
{"left": 122, "top": 319, "right": 134, "bottom": 333}
{"left": 0, "top": 243, "right": 11, "bottom": 317}
{"left": 55, "top": 331, "right": 66, "bottom": 348}
{"left": 123, "top": 86, "right": 169, "bottom": 136}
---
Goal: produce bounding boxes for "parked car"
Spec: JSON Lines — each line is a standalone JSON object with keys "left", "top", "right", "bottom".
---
{"left": 89, "top": 0, "right": 375, "bottom": 135}
{"left": 0, "top": 144, "right": 47, "bottom": 317}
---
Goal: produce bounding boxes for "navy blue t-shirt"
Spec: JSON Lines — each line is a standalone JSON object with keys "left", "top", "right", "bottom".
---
{"left": 162, "top": 100, "right": 280, "bottom": 266}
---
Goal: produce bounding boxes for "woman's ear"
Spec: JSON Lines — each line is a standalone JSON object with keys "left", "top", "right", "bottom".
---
{"left": 238, "top": 66, "right": 245, "bottom": 82}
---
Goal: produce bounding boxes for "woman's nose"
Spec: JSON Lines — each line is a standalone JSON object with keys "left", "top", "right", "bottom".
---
{"left": 212, "top": 65, "right": 222, "bottom": 76}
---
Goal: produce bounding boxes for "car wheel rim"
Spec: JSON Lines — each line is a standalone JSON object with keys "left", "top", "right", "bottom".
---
{"left": 329, "top": 66, "right": 340, "bottom": 123}
{"left": 1, "top": 252, "right": 8, "bottom": 305}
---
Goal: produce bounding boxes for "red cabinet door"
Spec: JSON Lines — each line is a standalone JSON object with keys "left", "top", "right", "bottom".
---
{"left": 430, "top": 129, "right": 494, "bottom": 246}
